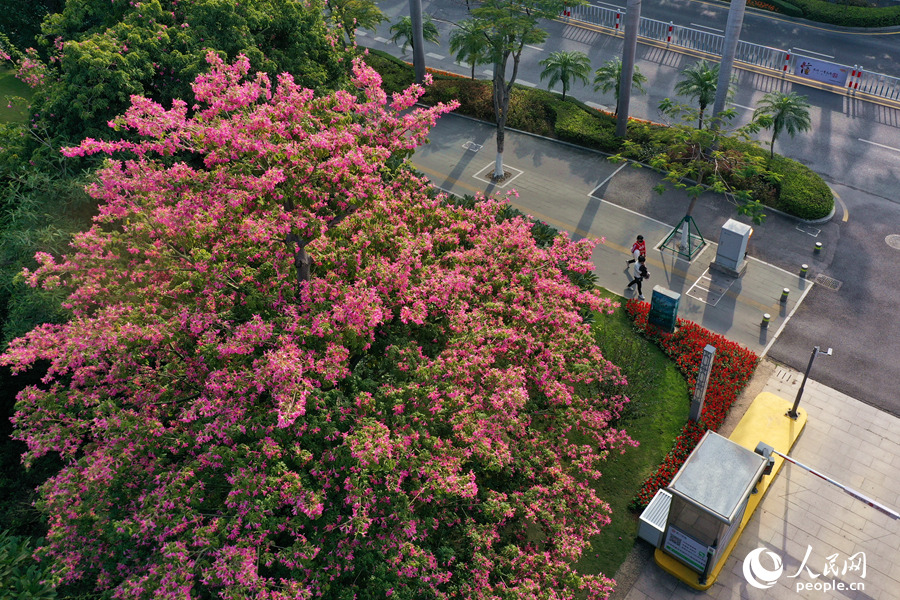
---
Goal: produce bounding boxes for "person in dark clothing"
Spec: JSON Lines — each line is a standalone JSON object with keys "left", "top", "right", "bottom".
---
{"left": 626, "top": 255, "right": 649, "bottom": 300}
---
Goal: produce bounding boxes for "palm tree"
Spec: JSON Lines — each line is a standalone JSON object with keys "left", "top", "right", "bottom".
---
{"left": 674, "top": 60, "right": 720, "bottom": 129}
{"left": 754, "top": 91, "right": 812, "bottom": 158}
{"left": 538, "top": 51, "right": 591, "bottom": 101}
{"left": 449, "top": 20, "right": 490, "bottom": 80}
{"left": 389, "top": 14, "right": 440, "bottom": 53}
{"left": 593, "top": 57, "right": 647, "bottom": 116}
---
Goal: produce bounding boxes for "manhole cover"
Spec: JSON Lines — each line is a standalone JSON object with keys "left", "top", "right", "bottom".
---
{"left": 814, "top": 274, "right": 843, "bottom": 290}
{"left": 886, "top": 234, "right": 900, "bottom": 250}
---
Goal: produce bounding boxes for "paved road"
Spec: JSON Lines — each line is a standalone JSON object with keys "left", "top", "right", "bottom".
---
{"left": 369, "top": 1, "right": 900, "bottom": 416}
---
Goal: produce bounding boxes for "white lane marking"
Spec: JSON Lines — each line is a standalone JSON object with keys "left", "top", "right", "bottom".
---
{"left": 859, "top": 138, "right": 900, "bottom": 154}
{"left": 690, "top": 23, "right": 724, "bottom": 32}
{"left": 793, "top": 47, "right": 835, "bottom": 59}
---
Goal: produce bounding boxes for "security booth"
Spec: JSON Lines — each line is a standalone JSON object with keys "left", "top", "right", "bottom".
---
{"left": 659, "top": 431, "right": 768, "bottom": 585}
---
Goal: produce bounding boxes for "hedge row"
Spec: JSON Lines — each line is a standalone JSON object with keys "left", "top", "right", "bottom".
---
{"left": 726, "top": 0, "right": 900, "bottom": 27}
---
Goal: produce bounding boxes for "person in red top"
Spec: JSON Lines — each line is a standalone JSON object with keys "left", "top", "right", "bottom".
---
{"left": 626, "top": 235, "right": 646, "bottom": 266}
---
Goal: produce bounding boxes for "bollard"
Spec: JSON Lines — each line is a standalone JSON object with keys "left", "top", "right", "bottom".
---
{"left": 814, "top": 242, "right": 822, "bottom": 253}
{"left": 761, "top": 313, "right": 771, "bottom": 327}
{"left": 800, "top": 264, "right": 809, "bottom": 278}
{"left": 780, "top": 288, "right": 790, "bottom": 303}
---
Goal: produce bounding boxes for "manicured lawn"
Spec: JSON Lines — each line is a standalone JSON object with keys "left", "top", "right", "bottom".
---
{"left": 0, "top": 68, "right": 32, "bottom": 123}
{"left": 577, "top": 289, "right": 689, "bottom": 579}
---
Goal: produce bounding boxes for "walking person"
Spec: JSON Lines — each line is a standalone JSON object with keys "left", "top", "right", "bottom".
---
{"left": 626, "top": 235, "right": 646, "bottom": 266}
{"left": 627, "top": 255, "right": 649, "bottom": 300}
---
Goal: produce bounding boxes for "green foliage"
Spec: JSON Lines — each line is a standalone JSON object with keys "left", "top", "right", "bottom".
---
{"left": 538, "top": 50, "right": 591, "bottom": 100}
{"left": 0, "top": 68, "right": 33, "bottom": 124}
{"left": 0, "top": 163, "right": 95, "bottom": 345}
{"left": 549, "top": 100, "right": 621, "bottom": 153}
{"left": 0, "top": 0, "right": 63, "bottom": 51}
{"left": 576, "top": 294, "right": 688, "bottom": 578}
{"left": 764, "top": 0, "right": 804, "bottom": 17}
{"left": 788, "top": 0, "right": 900, "bottom": 26}
{"left": 388, "top": 14, "right": 440, "bottom": 53}
{"left": 32, "top": 0, "right": 351, "bottom": 141}
{"left": 767, "top": 155, "right": 834, "bottom": 219}
{"left": 0, "top": 531, "right": 57, "bottom": 599}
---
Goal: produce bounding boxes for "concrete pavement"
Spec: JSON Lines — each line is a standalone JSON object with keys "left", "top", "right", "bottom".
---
{"left": 411, "top": 112, "right": 900, "bottom": 600}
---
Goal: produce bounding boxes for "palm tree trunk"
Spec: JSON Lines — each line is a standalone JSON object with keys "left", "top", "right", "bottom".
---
{"left": 409, "top": 0, "right": 426, "bottom": 84}
{"left": 616, "top": 0, "right": 642, "bottom": 138}
{"left": 711, "top": 0, "right": 747, "bottom": 127}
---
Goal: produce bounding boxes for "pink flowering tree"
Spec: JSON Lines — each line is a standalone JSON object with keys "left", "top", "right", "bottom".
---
{"left": 1, "top": 53, "right": 634, "bottom": 600}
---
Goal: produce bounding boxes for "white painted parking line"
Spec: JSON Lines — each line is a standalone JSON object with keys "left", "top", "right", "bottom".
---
{"left": 793, "top": 47, "right": 834, "bottom": 59}
{"left": 525, "top": 45, "right": 545, "bottom": 52}
{"left": 426, "top": 52, "right": 444, "bottom": 60}
{"left": 859, "top": 138, "right": 900, "bottom": 154}
{"left": 728, "top": 102, "right": 755, "bottom": 111}
{"left": 690, "top": 23, "right": 723, "bottom": 32}
{"left": 518, "top": 80, "right": 537, "bottom": 88}
{"left": 374, "top": 36, "right": 389, "bottom": 44}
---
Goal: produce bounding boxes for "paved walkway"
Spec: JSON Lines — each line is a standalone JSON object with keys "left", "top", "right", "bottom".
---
{"left": 411, "top": 114, "right": 900, "bottom": 600}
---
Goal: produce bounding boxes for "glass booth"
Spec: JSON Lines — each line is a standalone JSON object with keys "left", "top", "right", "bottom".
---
{"left": 661, "top": 430, "right": 768, "bottom": 585}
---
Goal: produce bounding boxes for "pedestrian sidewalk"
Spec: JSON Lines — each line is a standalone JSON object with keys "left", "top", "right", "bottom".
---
{"left": 614, "top": 358, "right": 900, "bottom": 600}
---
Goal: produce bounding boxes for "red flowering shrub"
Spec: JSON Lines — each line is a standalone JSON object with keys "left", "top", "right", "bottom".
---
{"left": 625, "top": 300, "right": 759, "bottom": 510}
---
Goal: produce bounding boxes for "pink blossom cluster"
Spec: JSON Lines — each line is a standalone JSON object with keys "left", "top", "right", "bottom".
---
{"left": 3, "top": 53, "right": 633, "bottom": 600}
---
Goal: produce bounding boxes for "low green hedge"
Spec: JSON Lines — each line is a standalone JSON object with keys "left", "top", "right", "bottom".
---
{"left": 767, "top": 155, "right": 834, "bottom": 219}
{"left": 791, "top": 0, "right": 900, "bottom": 27}
{"left": 549, "top": 100, "right": 622, "bottom": 153}
{"left": 766, "top": 0, "right": 804, "bottom": 18}
{"left": 732, "top": 0, "right": 900, "bottom": 26}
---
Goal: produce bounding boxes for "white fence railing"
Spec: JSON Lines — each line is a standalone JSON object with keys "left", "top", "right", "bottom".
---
{"left": 566, "top": 4, "right": 900, "bottom": 104}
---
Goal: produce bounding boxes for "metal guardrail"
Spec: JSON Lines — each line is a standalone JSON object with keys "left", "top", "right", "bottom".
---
{"left": 567, "top": 3, "right": 900, "bottom": 105}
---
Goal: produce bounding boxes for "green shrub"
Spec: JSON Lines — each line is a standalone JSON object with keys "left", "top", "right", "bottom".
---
{"left": 0, "top": 531, "right": 57, "bottom": 599}
{"left": 549, "top": 101, "right": 622, "bottom": 153}
{"left": 423, "top": 78, "right": 494, "bottom": 121}
{"left": 767, "top": 155, "right": 834, "bottom": 219}
{"left": 766, "top": 0, "right": 804, "bottom": 17}
{"left": 506, "top": 87, "right": 556, "bottom": 137}
{"left": 790, "top": 0, "right": 900, "bottom": 26}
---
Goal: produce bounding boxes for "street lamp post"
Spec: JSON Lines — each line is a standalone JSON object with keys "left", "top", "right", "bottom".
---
{"left": 787, "top": 345, "right": 832, "bottom": 420}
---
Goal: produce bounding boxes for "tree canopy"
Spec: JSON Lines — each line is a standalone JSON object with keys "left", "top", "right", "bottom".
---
{"left": 23, "top": 0, "right": 351, "bottom": 141}
{"left": 2, "top": 53, "right": 633, "bottom": 600}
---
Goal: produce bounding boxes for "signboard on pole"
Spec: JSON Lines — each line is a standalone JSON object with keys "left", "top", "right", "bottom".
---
{"left": 794, "top": 57, "right": 850, "bottom": 86}
{"left": 690, "top": 345, "right": 716, "bottom": 422}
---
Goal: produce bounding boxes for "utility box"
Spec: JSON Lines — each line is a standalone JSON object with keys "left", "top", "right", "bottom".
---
{"left": 661, "top": 431, "right": 767, "bottom": 584}
{"left": 638, "top": 489, "right": 672, "bottom": 548}
{"left": 711, "top": 219, "right": 752, "bottom": 277}
{"left": 648, "top": 286, "right": 680, "bottom": 334}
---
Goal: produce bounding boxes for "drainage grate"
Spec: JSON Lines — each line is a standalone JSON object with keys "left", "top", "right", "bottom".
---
{"left": 814, "top": 274, "right": 843, "bottom": 291}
